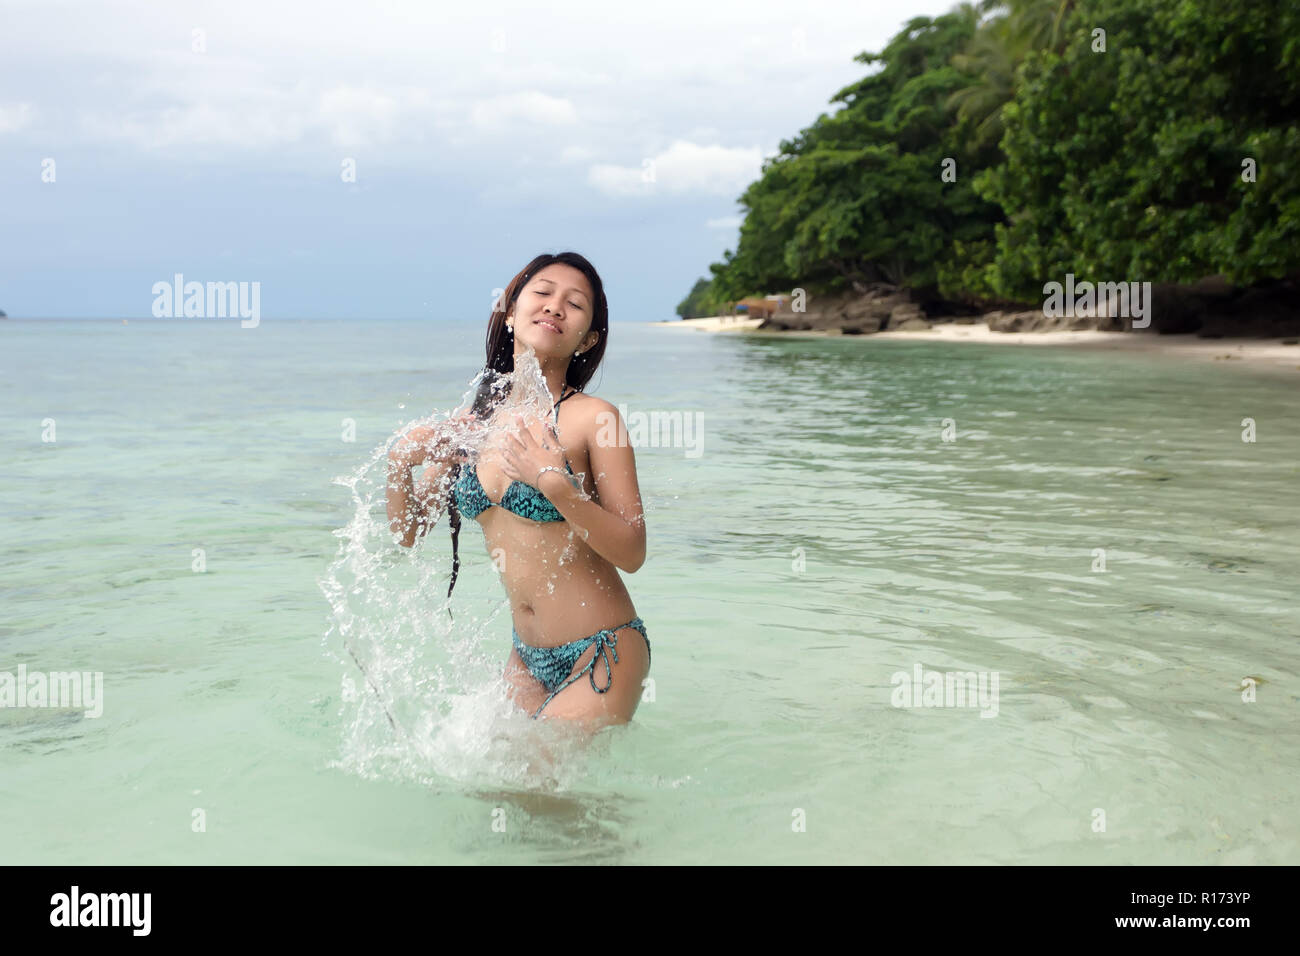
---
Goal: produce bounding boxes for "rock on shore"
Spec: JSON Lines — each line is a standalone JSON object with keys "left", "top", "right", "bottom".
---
{"left": 759, "top": 285, "right": 935, "bottom": 335}
{"left": 757, "top": 276, "right": 1300, "bottom": 338}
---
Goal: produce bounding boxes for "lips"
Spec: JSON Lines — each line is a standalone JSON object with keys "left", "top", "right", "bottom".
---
{"left": 534, "top": 318, "right": 562, "bottom": 333}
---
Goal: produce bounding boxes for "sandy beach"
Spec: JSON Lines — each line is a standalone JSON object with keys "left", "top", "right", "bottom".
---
{"left": 653, "top": 318, "right": 1300, "bottom": 373}
{"left": 652, "top": 315, "right": 766, "bottom": 331}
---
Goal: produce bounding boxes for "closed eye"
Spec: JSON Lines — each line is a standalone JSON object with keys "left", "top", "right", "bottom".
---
{"left": 534, "top": 289, "right": 584, "bottom": 309}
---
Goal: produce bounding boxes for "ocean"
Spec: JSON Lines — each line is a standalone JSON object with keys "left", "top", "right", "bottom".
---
{"left": 2, "top": 317, "right": 1297, "bottom": 863}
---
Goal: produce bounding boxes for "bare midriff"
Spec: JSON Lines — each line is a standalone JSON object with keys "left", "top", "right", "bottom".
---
{"left": 470, "top": 443, "right": 637, "bottom": 648}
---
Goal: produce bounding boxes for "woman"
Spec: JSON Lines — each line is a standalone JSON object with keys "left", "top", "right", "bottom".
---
{"left": 385, "top": 252, "right": 650, "bottom": 729}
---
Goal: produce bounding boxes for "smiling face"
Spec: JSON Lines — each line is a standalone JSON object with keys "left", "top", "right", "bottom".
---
{"left": 508, "top": 263, "right": 599, "bottom": 361}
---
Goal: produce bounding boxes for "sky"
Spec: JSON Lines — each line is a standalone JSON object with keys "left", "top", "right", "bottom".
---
{"left": 0, "top": 0, "right": 947, "bottom": 320}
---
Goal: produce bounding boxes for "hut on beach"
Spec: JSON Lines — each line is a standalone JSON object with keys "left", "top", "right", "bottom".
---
{"left": 729, "top": 295, "right": 786, "bottom": 319}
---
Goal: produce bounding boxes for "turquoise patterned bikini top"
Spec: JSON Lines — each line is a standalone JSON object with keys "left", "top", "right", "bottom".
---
{"left": 452, "top": 459, "right": 575, "bottom": 522}
{"left": 451, "top": 385, "right": 578, "bottom": 524}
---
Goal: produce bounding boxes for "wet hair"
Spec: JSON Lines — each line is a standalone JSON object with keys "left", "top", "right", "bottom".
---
{"left": 444, "top": 251, "right": 610, "bottom": 606}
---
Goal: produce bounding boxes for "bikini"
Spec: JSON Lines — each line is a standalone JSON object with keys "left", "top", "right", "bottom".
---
{"left": 450, "top": 383, "right": 651, "bottom": 719}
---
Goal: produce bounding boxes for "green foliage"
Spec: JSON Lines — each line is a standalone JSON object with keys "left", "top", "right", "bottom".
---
{"left": 713, "top": 7, "right": 1006, "bottom": 299}
{"left": 978, "top": 0, "right": 1300, "bottom": 298}
{"left": 687, "top": 0, "right": 1300, "bottom": 312}
{"left": 675, "top": 277, "right": 714, "bottom": 318}
{"left": 947, "top": 1, "right": 1078, "bottom": 152}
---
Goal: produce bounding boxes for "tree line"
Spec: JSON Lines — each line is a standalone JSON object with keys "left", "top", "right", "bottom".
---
{"left": 679, "top": 0, "right": 1298, "bottom": 319}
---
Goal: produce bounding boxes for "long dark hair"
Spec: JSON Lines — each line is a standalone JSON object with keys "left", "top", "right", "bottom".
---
{"left": 444, "top": 252, "right": 610, "bottom": 606}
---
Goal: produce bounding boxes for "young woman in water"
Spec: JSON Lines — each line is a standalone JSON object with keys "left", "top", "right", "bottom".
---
{"left": 385, "top": 252, "right": 650, "bottom": 728}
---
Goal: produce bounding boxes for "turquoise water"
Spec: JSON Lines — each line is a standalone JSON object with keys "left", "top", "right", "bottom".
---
{"left": 2, "top": 318, "right": 1297, "bottom": 864}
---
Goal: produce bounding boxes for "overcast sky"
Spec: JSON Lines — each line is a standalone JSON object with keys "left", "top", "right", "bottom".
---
{"left": 1, "top": 0, "right": 948, "bottom": 319}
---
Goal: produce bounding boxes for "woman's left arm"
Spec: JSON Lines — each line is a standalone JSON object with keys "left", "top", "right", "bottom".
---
{"left": 504, "top": 402, "right": 647, "bottom": 573}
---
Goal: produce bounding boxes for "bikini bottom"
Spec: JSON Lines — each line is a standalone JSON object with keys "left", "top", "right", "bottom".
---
{"left": 511, "top": 616, "right": 650, "bottom": 719}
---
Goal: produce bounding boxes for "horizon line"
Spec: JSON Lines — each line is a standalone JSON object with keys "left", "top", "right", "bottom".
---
{"left": 0, "top": 315, "right": 669, "bottom": 323}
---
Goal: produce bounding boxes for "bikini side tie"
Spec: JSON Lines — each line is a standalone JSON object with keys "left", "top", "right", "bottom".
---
{"left": 530, "top": 619, "right": 647, "bottom": 719}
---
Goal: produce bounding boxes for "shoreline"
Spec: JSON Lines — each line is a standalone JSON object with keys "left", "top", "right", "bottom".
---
{"left": 651, "top": 318, "right": 1300, "bottom": 373}
{"left": 651, "top": 315, "right": 765, "bottom": 331}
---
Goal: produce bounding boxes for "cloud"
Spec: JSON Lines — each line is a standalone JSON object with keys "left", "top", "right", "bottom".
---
{"left": 1, "top": 0, "right": 913, "bottom": 173}
{"left": 317, "top": 86, "right": 439, "bottom": 148}
{"left": 561, "top": 145, "right": 594, "bottom": 163}
{"left": 0, "top": 102, "right": 36, "bottom": 134}
{"left": 468, "top": 91, "right": 580, "bottom": 133}
{"left": 588, "top": 140, "right": 767, "bottom": 197}
{"left": 75, "top": 68, "right": 451, "bottom": 152}
{"left": 79, "top": 98, "right": 308, "bottom": 151}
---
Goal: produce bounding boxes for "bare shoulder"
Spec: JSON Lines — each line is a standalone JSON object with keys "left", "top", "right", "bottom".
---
{"left": 573, "top": 393, "right": 618, "bottom": 418}
{"left": 565, "top": 393, "right": 621, "bottom": 432}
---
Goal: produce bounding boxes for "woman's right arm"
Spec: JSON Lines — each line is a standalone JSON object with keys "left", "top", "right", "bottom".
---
{"left": 387, "top": 423, "right": 458, "bottom": 547}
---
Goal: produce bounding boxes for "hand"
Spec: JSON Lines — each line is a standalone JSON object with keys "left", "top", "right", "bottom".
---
{"left": 389, "top": 412, "right": 480, "bottom": 468}
{"left": 499, "top": 414, "right": 566, "bottom": 487}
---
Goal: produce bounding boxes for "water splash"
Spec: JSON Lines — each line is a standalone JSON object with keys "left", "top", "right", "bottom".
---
{"left": 318, "top": 347, "right": 593, "bottom": 791}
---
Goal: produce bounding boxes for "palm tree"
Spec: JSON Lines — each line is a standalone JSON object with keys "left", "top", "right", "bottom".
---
{"left": 945, "top": 0, "right": 1078, "bottom": 150}
{"left": 1005, "top": 0, "right": 1077, "bottom": 51}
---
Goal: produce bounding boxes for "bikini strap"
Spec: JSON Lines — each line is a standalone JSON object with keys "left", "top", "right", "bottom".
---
{"left": 552, "top": 383, "right": 578, "bottom": 417}
{"left": 553, "top": 385, "right": 578, "bottom": 474}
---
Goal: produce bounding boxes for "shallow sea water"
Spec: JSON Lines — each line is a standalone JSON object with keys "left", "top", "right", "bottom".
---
{"left": 2, "top": 318, "right": 1297, "bottom": 863}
